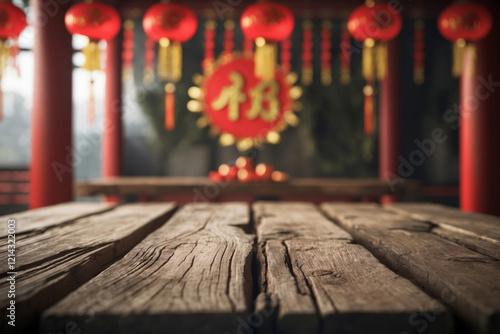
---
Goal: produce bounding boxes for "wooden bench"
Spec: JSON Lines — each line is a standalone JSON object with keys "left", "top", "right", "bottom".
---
{"left": 1, "top": 201, "right": 499, "bottom": 334}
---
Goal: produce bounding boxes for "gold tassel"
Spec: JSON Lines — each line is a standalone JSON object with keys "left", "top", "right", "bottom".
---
{"left": 321, "top": 68, "right": 332, "bottom": 86}
{"left": 414, "top": 68, "right": 424, "bottom": 85}
{"left": 82, "top": 41, "right": 101, "bottom": 72}
{"left": 362, "top": 38, "right": 375, "bottom": 82}
{"left": 340, "top": 67, "right": 351, "bottom": 85}
{"left": 466, "top": 43, "right": 476, "bottom": 78}
{"left": 158, "top": 38, "right": 182, "bottom": 83}
{"left": 452, "top": 38, "right": 466, "bottom": 78}
{"left": 255, "top": 37, "right": 276, "bottom": 82}
{"left": 376, "top": 42, "right": 388, "bottom": 81}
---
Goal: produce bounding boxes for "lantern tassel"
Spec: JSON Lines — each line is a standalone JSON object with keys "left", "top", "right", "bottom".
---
{"left": 466, "top": 43, "right": 476, "bottom": 78}
{"left": 362, "top": 39, "right": 375, "bottom": 82}
{"left": 363, "top": 84, "right": 374, "bottom": 135}
{"left": 376, "top": 42, "right": 388, "bottom": 81}
{"left": 82, "top": 41, "right": 101, "bottom": 72}
{"left": 165, "top": 83, "right": 175, "bottom": 130}
{"left": 88, "top": 79, "right": 95, "bottom": 124}
{"left": 255, "top": 38, "right": 276, "bottom": 81}
{"left": 159, "top": 38, "right": 182, "bottom": 83}
{"left": 452, "top": 39, "right": 466, "bottom": 78}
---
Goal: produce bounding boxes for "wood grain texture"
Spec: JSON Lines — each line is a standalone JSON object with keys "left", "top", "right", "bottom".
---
{"left": 0, "top": 202, "right": 113, "bottom": 237}
{"left": 388, "top": 203, "right": 500, "bottom": 245}
{"left": 321, "top": 203, "right": 500, "bottom": 334}
{"left": 41, "top": 203, "right": 254, "bottom": 334}
{"left": 75, "top": 176, "right": 420, "bottom": 198}
{"left": 254, "top": 202, "right": 451, "bottom": 334}
{"left": 0, "top": 203, "right": 176, "bottom": 333}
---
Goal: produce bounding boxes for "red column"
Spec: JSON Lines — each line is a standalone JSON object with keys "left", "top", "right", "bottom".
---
{"left": 459, "top": 23, "right": 500, "bottom": 216}
{"left": 379, "top": 38, "right": 401, "bottom": 205}
{"left": 102, "top": 31, "right": 123, "bottom": 203}
{"left": 30, "top": 0, "right": 73, "bottom": 208}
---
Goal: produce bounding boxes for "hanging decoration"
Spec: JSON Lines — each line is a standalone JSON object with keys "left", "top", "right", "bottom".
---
{"left": 223, "top": 20, "right": 235, "bottom": 57}
{"left": 188, "top": 55, "right": 302, "bottom": 151}
{"left": 280, "top": 37, "right": 291, "bottom": 74}
{"left": 65, "top": 1, "right": 121, "bottom": 124}
{"left": 203, "top": 19, "right": 216, "bottom": 75}
{"left": 122, "top": 19, "right": 135, "bottom": 83}
{"left": 143, "top": 3, "right": 198, "bottom": 130}
{"left": 348, "top": 1, "right": 402, "bottom": 135}
{"left": 0, "top": 1, "right": 27, "bottom": 122}
{"left": 240, "top": 2, "right": 294, "bottom": 81}
{"left": 320, "top": 20, "right": 332, "bottom": 86}
{"left": 413, "top": 19, "right": 425, "bottom": 85}
{"left": 438, "top": 3, "right": 492, "bottom": 78}
{"left": 143, "top": 37, "right": 156, "bottom": 84}
{"left": 339, "top": 21, "right": 351, "bottom": 85}
{"left": 243, "top": 35, "right": 253, "bottom": 55}
{"left": 301, "top": 20, "right": 313, "bottom": 86}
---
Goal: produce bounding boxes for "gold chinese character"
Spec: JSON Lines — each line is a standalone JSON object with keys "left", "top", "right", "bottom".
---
{"left": 211, "top": 71, "right": 247, "bottom": 121}
{"left": 247, "top": 80, "right": 280, "bottom": 122}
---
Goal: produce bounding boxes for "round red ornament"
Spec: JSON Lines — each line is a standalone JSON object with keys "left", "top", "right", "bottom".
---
{"left": 143, "top": 3, "right": 198, "bottom": 43}
{"left": 240, "top": 2, "right": 294, "bottom": 42}
{"left": 0, "top": 2, "right": 27, "bottom": 40}
{"left": 347, "top": 3, "right": 402, "bottom": 42}
{"left": 65, "top": 2, "right": 121, "bottom": 41}
{"left": 201, "top": 56, "right": 294, "bottom": 145}
{"left": 438, "top": 3, "right": 492, "bottom": 42}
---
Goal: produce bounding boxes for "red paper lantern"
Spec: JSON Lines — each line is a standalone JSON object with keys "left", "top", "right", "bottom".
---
{"left": 0, "top": 2, "right": 27, "bottom": 122}
{"left": 438, "top": 3, "right": 492, "bottom": 42}
{"left": 143, "top": 3, "right": 198, "bottom": 130}
{"left": 240, "top": 2, "right": 294, "bottom": 81}
{"left": 438, "top": 3, "right": 492, "bottom": 78}
{"left": 65, "top": 2, "right": 121, "bottom": 41}
{"left": 348, "top": 3, "right": 402, "bottom": 42}
{"left": 0, "top": 2, "right": 27, "bottom": 40}
{"left": 65, "top": 1, "right": 121, "bottom": 124}
{"left": 348, "top": 2, "right": 402, "bottom": 135}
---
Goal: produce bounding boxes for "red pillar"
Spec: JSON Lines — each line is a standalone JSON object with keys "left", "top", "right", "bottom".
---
{"left": 379, "top": 38, "right": 401, "bottom": 205}
{"left": 30, "top": 0, "right": 73, "bottom": 208}
{"left": 102, "top": 31, "right": 123, "bottom": 202}
{"left": 459, "top": 20, "right": 500, "bottom": 216}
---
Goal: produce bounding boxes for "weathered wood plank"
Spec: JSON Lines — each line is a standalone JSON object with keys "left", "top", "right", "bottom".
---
{"left": 41, "top": 203, "right": 254, "bottom": 334}
{"left": 321, "top": 203, "right": 500, "bottom": 334}
{"left": 0, "top": 202, "right": 113, "bottom": 237}
{"left": 388, "top": 203, "right": 500, "bottom": 245}
{"left": 254, "top": 202, "right": 451, "bottom": 334}
{"left": 75, "top": 176, "right": 420, "bottom": 198}
{"left": 0, "top": 203, "right": 176, "bottom": 333}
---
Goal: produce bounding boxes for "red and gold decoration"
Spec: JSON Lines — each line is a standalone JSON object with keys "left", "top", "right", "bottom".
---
{"left": 0, "top": 1, "right": 27, "bottom": 122}
{"left": 240, "top": 2, "right": 294, "bottom": 81}
{"left": 143, "top": 3, "right": 198, "bottom": 130}
{"left": 348, "top": 1, "right": 402, "bottom": 135}
{"left": 320, "top": 20, "right": 332, "bottom": 86}
{"left": 301, "top": 20, "right": 313, "bottom": 86}
{"left": 280, "top": 37, "right": 292, "bottom": 74}
{"left": 438, "top": 3, "right": 492, "bottom": 78}
{"left": 209, "top": 157, "right": 290, "bottom": 183}
{"left": 223, "top": 19, "right": 235, "bottom": 57}
{"left": 339, "top": 21, "right": 351, "bottom": 85}
{"left": 202, "top": 19, "right": 216, "bottom": 75}
{"left": 188, "top": 55, "right": 302, "bottom": 151}
{"left": 243, "top": 35, "right": 253, "bottom": 55}
{"left": 122, "top": 19, "right": 135, "bottom": 83}
{"left": 413, "top": 19, "right": 425, "bottom": 85}
{"left": 65, "top": 0, "right": 121, "bottom": 124}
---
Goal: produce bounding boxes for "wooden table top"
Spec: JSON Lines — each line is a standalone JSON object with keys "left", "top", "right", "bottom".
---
{"left": 75, "top": 176, "right": 421, "bottom": 198}
{"left": 2, "top": 202, "right": 499, "bottom": 334}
